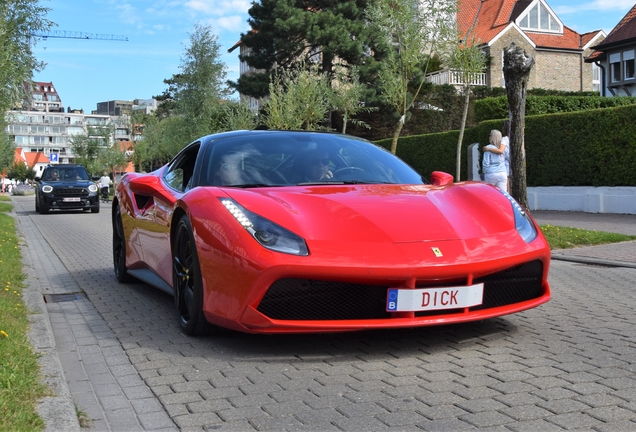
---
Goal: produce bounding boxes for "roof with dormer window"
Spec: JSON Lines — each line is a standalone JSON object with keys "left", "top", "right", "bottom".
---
{"left": 458, "top": 0, "right": 603, "bottom": 52}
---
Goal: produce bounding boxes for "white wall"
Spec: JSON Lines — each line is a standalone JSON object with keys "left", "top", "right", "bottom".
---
{"left": 527, "top": 187, "right": 636, "bottom": 214}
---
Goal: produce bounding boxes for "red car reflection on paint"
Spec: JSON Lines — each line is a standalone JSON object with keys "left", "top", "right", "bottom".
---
{"left": 112, "top": 130, "right": 550, "bottom": 335}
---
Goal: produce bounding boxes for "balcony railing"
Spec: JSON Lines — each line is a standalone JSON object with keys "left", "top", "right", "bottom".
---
{"left": 426, "top": 69, "right": 487, "bottom": 87}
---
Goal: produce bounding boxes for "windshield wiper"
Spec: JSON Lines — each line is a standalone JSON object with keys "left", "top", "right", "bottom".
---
{"left": 297, "top": 180, "right": 394, "bottom": 186}
{"left": 231, "top": 183, "right": 284, "bottom": 188}
{"left": 297, "top": 181, "right": 347, "bottom": 186}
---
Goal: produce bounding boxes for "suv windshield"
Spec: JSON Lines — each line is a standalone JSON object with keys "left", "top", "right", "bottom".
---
{"left": 44, "top": 167, "right": 89, "bottom": 181}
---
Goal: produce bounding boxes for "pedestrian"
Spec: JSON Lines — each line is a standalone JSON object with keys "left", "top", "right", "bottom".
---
{"left": 98, "top": 171, "right": 112, "bottom": 201}
{"left": 482, "top": 129, "right": 507, "bottom": 190}
{"left": 483, "top": 120, "right": 510, "bottom": 191}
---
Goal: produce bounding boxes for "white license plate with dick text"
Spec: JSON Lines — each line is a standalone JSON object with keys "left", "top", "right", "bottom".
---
{"left": 386, "top": 283, "right": 484, "bottom": 312}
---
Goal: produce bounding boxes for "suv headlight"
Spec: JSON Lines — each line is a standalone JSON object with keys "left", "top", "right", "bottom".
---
{"left": 220, "top": 198, "right": 309, "bottom": 256}
{"left": 42, "top": 185, "right": 53, "bottom": 193}
{"left": 88, "top": 184, "right": 98, "bottom": 193}
{"left": 499, "top": 189, "right": 537, "bottom": 243}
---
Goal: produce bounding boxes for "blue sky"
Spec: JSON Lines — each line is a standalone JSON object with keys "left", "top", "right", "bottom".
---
{"left": 32, "top": 0, "right": 634, "bottom": 113}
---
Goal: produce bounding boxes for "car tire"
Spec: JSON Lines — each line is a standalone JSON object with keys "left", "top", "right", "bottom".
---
{"left": 35, "top": 197, "right": 40, "bottom": 213}
{"left": 38, "top": 200, "right": 49, "bottom": 214}
{"left": 91, "top": 205, "right": 100, "bottom": 213}
{"left": 173, "top": 216, "right": 212, "bottom": 336}
{"left": 113, "top": 205, "right": 131, "bottom": 283}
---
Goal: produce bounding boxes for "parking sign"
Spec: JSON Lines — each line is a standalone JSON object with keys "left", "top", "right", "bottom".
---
{"left": 50, "top": 153, "right": 58, "bottom": 163}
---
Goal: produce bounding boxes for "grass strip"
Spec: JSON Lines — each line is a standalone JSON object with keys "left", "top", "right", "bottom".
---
{"left": 540, "top": 224, "right": 636, "bottom": 250}
{"left": 0, "top": 196, "right": 47, "bottom": 431}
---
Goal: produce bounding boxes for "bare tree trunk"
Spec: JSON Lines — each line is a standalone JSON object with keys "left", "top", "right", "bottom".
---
{"left": 503, "top": 43, "right": 534, "bottom": 209}
{"left": 390, "top": 117, "right": 405, "bottom": 155}
{"left": 342, "top": 109, "right": 348, "bottom": 134}
{"left": 456, "top": 87, "right": 471, "bottom": 181}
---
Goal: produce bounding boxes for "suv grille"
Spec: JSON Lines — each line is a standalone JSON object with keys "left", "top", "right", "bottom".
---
{"left": 54, "top": 188, "right": 89, "bottom": 197}
{"left": 256, "top": 260, "right": 545, "bottom": 321}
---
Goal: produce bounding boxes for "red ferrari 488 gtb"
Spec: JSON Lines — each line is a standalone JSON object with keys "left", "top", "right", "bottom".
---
{"left": 113, "top": 130, "right": 550, "bottom": 335}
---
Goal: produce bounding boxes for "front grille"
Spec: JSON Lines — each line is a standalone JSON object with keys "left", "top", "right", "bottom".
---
{"left": 256, "top": 260, "right": 545, "bottom": 321}
{"left": 54, "top": 188, "right": 89, "bottom": 197}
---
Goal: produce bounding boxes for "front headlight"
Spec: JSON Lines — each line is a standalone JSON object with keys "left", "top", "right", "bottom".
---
{"left": 88, "top": 184, "right": 98, "bottom": 193}
{"left": 220, "top": 198, "right": 309, "bottom": 256}
{"left": 499, "top": 189, "right": 538, "bottom": 243}
{"left": 42, "top": 185, "right": 53, "bottom": 193}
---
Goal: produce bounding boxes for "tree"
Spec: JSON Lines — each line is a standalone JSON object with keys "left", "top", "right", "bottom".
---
{"left": 149, "top": 24, "right": 231, "bottom": 156}
{"left": 449, "top": 37, "right": 487, "bottom": 181}
{"left": 263, "top": 62, "right": 332, "bottom": 130}
{"left": 367, "top": 0, "right": 457, "bottom": 154}
{"left": 0, "top": 0, "right": 52, "bottom": 113}
{"left": 99, "top": 143, "right": 128, "bottom": 178}
{"left": 503, "top": 43, "right": 534, "bottom": 208}
{"left": 0, "top": 133, "right": 14, "bottom": 176}
{"left": 330, "top": 65, "right": 376, "bottom": 134}
{"left": 69, "top": 125, "right": 113, "bottom": 175}
{"left": 0, "top": 0, "right": 53, "bottom": 176}
{"left": 6, "top": 161, "right": 35, "bottom": 182}
{"left": 231, "top": 0, "right": 382, "bottom": 99}
{"left": 220, "top": 101, "right": 258, "bottom": 132}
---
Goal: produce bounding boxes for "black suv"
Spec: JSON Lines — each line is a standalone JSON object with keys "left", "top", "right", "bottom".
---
{"left": 35, "top": 164, "right": 100, "bottom": 214}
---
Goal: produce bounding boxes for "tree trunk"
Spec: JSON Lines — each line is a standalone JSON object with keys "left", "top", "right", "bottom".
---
{"left": 390, "top": 116, "right": 405, "bottom": 155}
{"left": 456, "top": 87, "right": 471, "bottom": 182}
{"left": 503, "top": 43, "right": 534, "bottom": 209}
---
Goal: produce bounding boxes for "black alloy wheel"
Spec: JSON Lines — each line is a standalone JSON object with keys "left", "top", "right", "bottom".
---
{"left": 173, "top": 216, "right": 212, "bottom": 336}
{"left": 113, "top": 205, "right": 131, "bottom": 283}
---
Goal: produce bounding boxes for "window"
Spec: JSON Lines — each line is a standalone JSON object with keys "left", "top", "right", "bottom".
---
{"left": 592, "top": 63, "right": 600, "bottom": 92}
{"left": 67, "top": 127, "right": 84, "bottom": 135}
{"left": 610, "top": 53, "right": 621, "bottom": 83}
{"left": 624, "top": 50, "right": 635, "bottom": 81}
{"left": 164, "top": 143, "right": 200, "bottom": 192}
{"left": 518, "top": 1, "right": 561, "bottom": 33}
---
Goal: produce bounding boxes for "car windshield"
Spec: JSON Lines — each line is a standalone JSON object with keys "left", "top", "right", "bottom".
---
{"left": 203, "top": 132, "right": 425, "bottom": 187}
{"left": 46, "top": 168, "right": 88, "bottom": 181}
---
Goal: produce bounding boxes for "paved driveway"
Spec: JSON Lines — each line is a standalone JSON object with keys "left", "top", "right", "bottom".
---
{"left": 12, "top": 195, "right": 636, "bottom": 431}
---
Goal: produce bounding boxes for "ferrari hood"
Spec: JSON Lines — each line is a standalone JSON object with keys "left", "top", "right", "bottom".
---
{"left": 223, "top": 183, "right": 515, "bottom": 244}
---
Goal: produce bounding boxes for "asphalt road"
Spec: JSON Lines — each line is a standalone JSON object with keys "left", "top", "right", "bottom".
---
{"left": 12, "top": 195, "right": 636, "bottom": 431}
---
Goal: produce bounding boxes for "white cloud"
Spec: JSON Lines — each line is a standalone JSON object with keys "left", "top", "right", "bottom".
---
{"left": 184, "top": 0, "right": 251, "bottom": 16}
{"left": 209, "top": 15, "right": 246, "bottom": 32}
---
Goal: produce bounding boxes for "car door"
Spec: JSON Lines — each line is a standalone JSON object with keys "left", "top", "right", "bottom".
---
{"left": 137, "top": 143, "right": 201, "bottom": 286}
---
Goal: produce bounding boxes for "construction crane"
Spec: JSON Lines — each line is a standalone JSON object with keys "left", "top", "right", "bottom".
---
{"left": 29, "top": 30, "right": 128, "bottom": 42}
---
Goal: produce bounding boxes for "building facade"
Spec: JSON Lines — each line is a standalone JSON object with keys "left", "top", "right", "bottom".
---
{"left": 431, "top": 0, "right": 606, "bottom": 92}
{"left": 4, "top": 81, "right": 136, "bottom": 177}
{"left": 586, "top": 4, "right": 636, "bottom": 97}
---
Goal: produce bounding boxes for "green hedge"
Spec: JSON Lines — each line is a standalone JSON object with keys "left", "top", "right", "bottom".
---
{"left": 525, "top": 104, "right": 636, "bottom": 186}
{"left": 475, "top": 95, "right": 636, "bottom": 122}
{"left": 382, "top": 104, "right": 636, "bottom": 186}
{"left": 376, "top": 127, "right": 481, "bottom": 181}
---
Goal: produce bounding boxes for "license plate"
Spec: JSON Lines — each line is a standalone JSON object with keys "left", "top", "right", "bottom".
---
{"left": 386, "top": 283, "right": 484, "bottom": 312}
{"left": 63, "top": 197, "right": 81, "bottom": 202}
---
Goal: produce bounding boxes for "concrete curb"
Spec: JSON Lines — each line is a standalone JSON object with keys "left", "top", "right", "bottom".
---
{"left": 551, "top": 254, "right": 636, "bottom": 269}
{"left": 14, "top": 211, "right": 80, "bottom": 431}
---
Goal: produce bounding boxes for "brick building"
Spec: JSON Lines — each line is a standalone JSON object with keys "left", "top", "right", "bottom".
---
{"left": 428, "top": 0, "right": 606, "bottom": 92}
